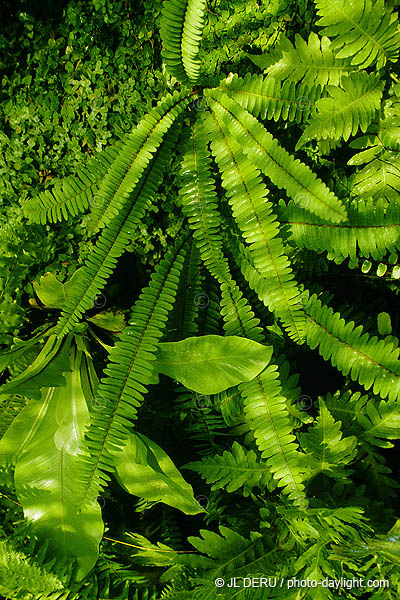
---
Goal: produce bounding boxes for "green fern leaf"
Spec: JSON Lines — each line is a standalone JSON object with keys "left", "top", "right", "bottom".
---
{"left": 305, "top": 294, "right": 400, "bottom": 402}
{"left": 239, "top": 365, "right": 308, "bottom": 508}
{"left": 263, "top": 32, "right": 355, "bottom": 87}
{"left": 221, "top": 72, "right": 321, "bottom": 123}
{"left": 89, "top": 91, "right": 188, "bottom": 233}
{"left": 296, "top": 72, "right": 384, "bottom": 148}
{"left": 205, "top": 89, "right": 347, "bottom": 223}
{"left": 298, "top": 399, "right": 357, "bottom": 480}
{"left": 160, "top": 0, "right": 206, "bottom": 84}
{"left": 184, "top": 440, "right": 273, "bottom": 496}
{"left": 22, "top": 140, "right": 125, "bottom": 225}
{"left": 178, "top": 117, "right": 231, "bottom": 284}
{"left": 314, "top": 0, "right": 400, "bottom": 69}
{"left": 179, "top": 115, "right": 265, "bottom": 343}
{"left": 76, "top": 236, "right": 188, "bottom": 508}
{"left": 203, "top": 107, "right": 306, "bottom": 344}
{"left": 357, "top": 397, "right": 400, "bottom": 447}
{"left": 55, "top": 124, "right": 180, "bottom": 338}
{"left": 280, "top": 197, "right": 400, "bottom": 261}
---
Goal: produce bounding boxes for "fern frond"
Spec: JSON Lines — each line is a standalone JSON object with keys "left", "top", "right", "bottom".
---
{"left": 298, "top": 399, "right": 357, "bottom": 481}
{"left": 264, "top": 32, "right": 355, "bottom": 87}
{"left": 185, "top": 525, "right": 277, "bottom": 575}
{"left": 165, "top": 239, "right": 201, "bottom": 340}
{"left": 239, "top": 365, "right": 308, "bottom": 508}
{"left": 89, "top": 91, "right": 189, "bottom": 233}
{"left": 348, "top": 115, "right": 400, "bottom": 201}
{"left": 305, "top": 294, "right": 400, "bottom": 402}
{"left": 178, "top": 115, "right": 265, "bottom": 343}
{"left": 296, "top": 72, "right": 384, "bottom": 148}
{"left": 219, "top": 281, "right": 264, "bottom": 342}
{"left": 314, "top": 0, "right": 400, "bottom": 69}
{"left": 356, "top": 397, "right": 400, "bottom": 447}
{"left": 55, "top": 124, "right": 181, "bottom": 338}
{"left": 0, "top": 539, "right": 66, "bottom": 600}
{"left": 22, "top": 140, "right": 124, "bottom": 225}
{"left": 178, "top": 117, "right": 231, "bottom": 284}
{"left": 205, "top": 89, "right": 347, "bottom": 223}
{"left": 76, "top": 236, "right": 188, "bottom": 508}
{"left": 220, "top": 72, "right": 321, "bottom": 123}
{"left": 184, "top": 440, "right": 273, "bottom": 496}
{"left": 280, "top": 197, "right": 400, "bottom": 261}
{"left": 160, "top": 0, "right": 206, "bottom": 84}
{"left": 203, "top": 108, "right": 305, "bottom": 344}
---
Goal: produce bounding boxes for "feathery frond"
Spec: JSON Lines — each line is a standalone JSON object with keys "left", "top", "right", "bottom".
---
{"left": 314, "top": 0, "right": 400, "bottom": 69}
{"left": 76, "top": 235, "right": 188, "bottom": 508}
{"left": 296, "top": 72, "right": 384, "bottom": 148}
{"left": 305, "top": 294, "right": 400, "bottom": 402}
{"left": 160, "top": 0, "right": 206, "bottom": 84}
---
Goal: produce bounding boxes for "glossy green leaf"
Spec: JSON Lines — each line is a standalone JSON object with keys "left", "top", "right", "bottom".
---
{"left": 87, "top": 309, "right": 126, "bottom": 332}
{"left": 156, "top": 335, "right": 273, "bottom": 394}
{"left": 114, "top": 432, "right": 203, "bottom": 515}
{"left": 33, "top": 272, "right": 67, "bottom": 309}
{"left": 14, "top": 347, "right": 103, "bottom": 582}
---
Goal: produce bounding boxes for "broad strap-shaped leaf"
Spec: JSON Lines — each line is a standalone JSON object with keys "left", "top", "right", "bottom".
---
{"left": 239, "top": 365, "right": 308, "bottom": 508}
{"left": 296, "top": 72, "right": 384, "bottom": 148}
{"left": 114, "top": 431, "right": 202, "bottom": 514}
{"left": 0, "top": 334, "right": 73, "bottom": 400}
{"left": 251, "top": 32, "right": 355, "bottom": 87}
{"left": 220, "top": 72, "right": 321, "bottom": 123}
{"left": 298, "top": 399, "right": 357, "bottom": 480}
{"left": 314, "top": 0, "right": 400, "bottom": 69}
{"left": 203, "top": 107, "right": 306, "bottom": 343}
{"left": 305, "top": 294, "right": 400, "bottom": 402}
{"left": 205, "top": 89, "right": 347, "bottom": 223}
{"left": 76, "top": 236, "right": 188, "bottom": 509}
{"left": 160, "top": 0, "right": 206, "bottom": 84}
{"left": 280, "top": 197, "right": 400, "bottom": 261}
{"left": 0, "top": 393, "right": 52, "bottom": 467}
{"left": 22, "top": 139, "right": 125, "bottom": 225}
{"left": 89, "top": 91, "right": 188, "bottom": 233}
{"left": 156, "top": 334, "right": 273, "bottom": 394}
{"left": 55, "top": 123, "right": 181, "bottom": 338}
{"left": 14, "top": 346, "right": 103, "bottom": 582}
{"left": 184, "top": 440, "right": 273, "bottom": 496}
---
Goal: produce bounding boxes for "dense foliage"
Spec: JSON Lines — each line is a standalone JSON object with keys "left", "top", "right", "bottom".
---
{"left": 1, "top": 0, "right": 400, "bottom": 598}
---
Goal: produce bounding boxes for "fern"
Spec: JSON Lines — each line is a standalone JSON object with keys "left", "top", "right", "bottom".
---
{"left": 76, "top": 235, "right": 189, "bottom": 507}
{"left": 220, "top": 72, "right": 321, "bottom": 123}
{"left": 239, "top": 365, "right": 308, "bottom": 508}
{"left": 205, "top": 89, "right": 347, "bottom": 223}
{"left": 22, "top": 139, "right": 125, "bottom": 226}
{"left": 258, "top": 32, "right": 356, "bottom": 87}
{"left": 314, "top": 0, "right": 400, "bottom": 69}
{"left": 88, "top": 91, "right": 189, "bottom": 233}
{"left": 296, "top": 72, "right": 384, "bottom": 148}
{"left": 203, "top": 106, "right": 306, "bottom": 343}
{"left": 55, "top": 123, "right": 181, "bottom": 338}
{"left": 305, "top": 293, "right": 400, "bottom": 402}
{"left": 280, "top": 197, "right": 400, "bottom": 261}
{"left": 298, "top": 399, "right": 357, "bottom": 481}
{"left": 160, "top": 0, "right": 206, "bottom": 84}
{"left": 184, "top": 440, "right": 273, "bottom": 496}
